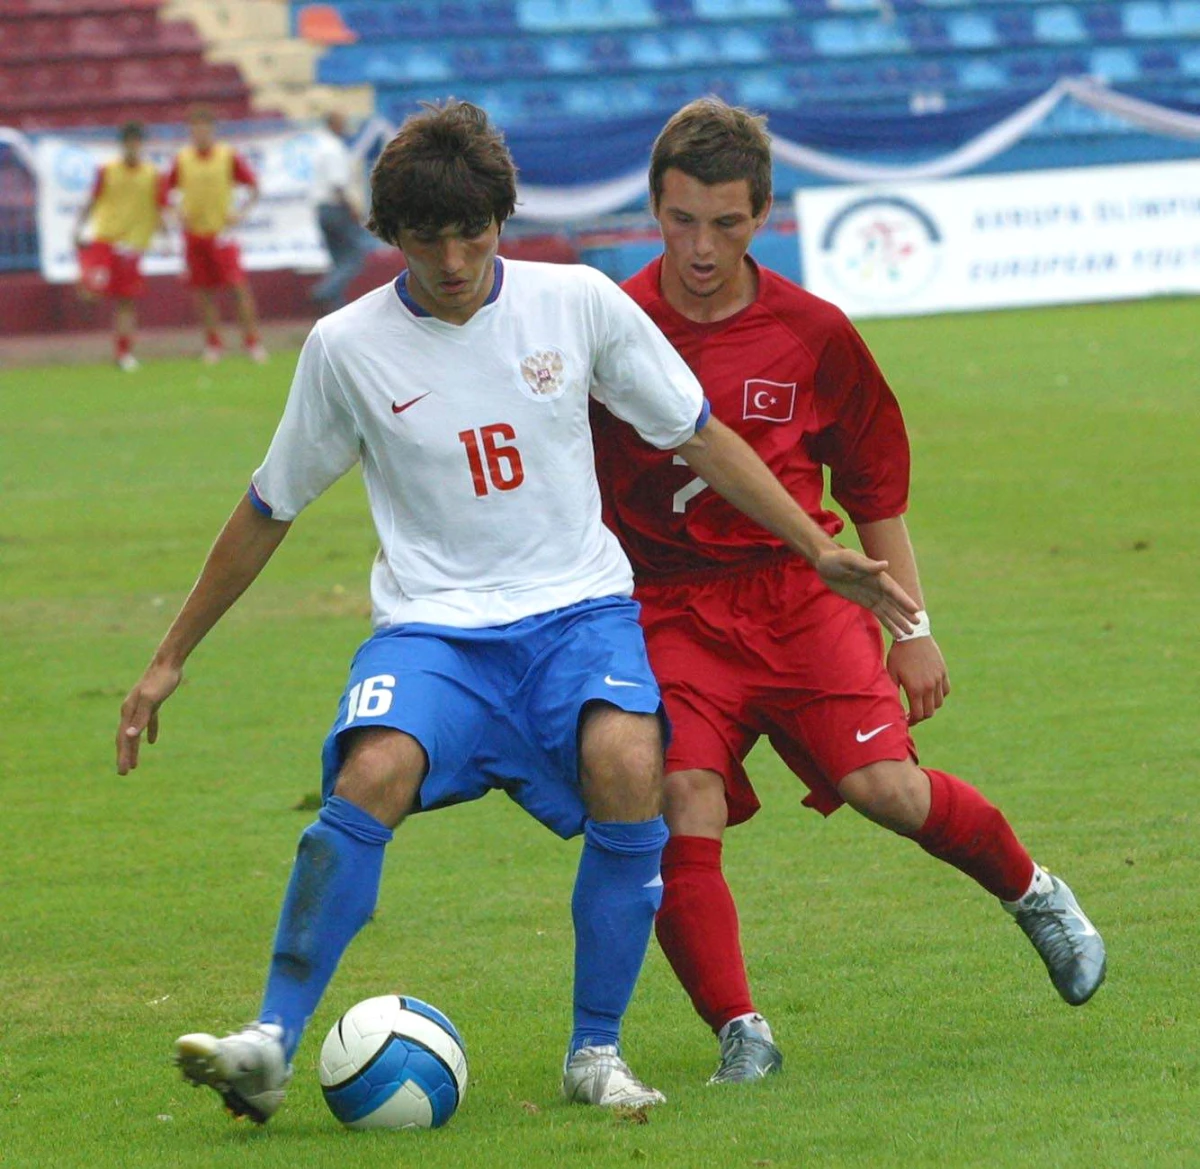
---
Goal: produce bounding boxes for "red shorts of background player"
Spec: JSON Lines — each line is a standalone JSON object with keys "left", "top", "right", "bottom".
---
{"left": 184, "top": 232, "right": 245, "bottom": 289}
{"left": 636, "top": 553, "right": 916, "bottom": 825}
{"left": 77, "top": 241, "right": 144, "bottom": 299}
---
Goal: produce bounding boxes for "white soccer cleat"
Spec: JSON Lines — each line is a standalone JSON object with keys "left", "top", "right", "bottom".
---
{"left": 247, "top": 342, "right": 269, "bottom": 364}
{"left": 562, "top": 1044, "right": 666, "bottom": 1108}
{"left": 1005, "top": 868, "right": 1106, "bottom": 1006}
{"left": 116, "top": 353, "right": 140, "bottom": 372}
{"left": 201, "top": 344, "right": 223, "bottom": 365}
{"left": 174, "top": 1022, "right": 292, "bottom": 1124}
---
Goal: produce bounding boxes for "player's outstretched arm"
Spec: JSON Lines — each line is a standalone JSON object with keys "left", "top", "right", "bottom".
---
{"left": 857, "top": 516, "right": 950, "bottom": 724}
{"left": 116, "top": 495, "right": 291, "bottom": 774}
{"left": 675, "top": 416, "right": 919, "bottom": 638}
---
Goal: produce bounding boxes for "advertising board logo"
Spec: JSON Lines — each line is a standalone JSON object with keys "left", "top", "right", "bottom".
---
{"left": 819, "top": 196, "right": 942, "bottom": 304}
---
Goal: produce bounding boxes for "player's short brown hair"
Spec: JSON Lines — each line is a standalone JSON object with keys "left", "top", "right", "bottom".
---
{"left": 367, "top": 100, "right": 518, "bottom": 244}
{"left": 649, "top": 97, "right": 772, "bottom": 216}
{"left": 188, "top": 105, "right": 216, "bottom": 125}
{"left": 118, "top": 121, "right": 145, "bottom": 142}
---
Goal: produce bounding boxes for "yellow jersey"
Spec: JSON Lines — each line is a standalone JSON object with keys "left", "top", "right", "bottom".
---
{"left": 90, "top": 159, "right": 160, "bottom": 251}
{"left": 170, "top": 143, "right": 256, "bottom": 237}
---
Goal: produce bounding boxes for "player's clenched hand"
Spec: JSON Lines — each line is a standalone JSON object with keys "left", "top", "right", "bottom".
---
{"left": 116, "top": 661, "right": 182, "bottom": 775}
{"left": 814, "top": 548, "right": 920, "bottom": 639}
{"left": 887, "top": 637, "right": 950, "bottom": 725}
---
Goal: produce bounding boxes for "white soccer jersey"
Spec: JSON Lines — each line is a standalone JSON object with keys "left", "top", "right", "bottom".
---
{"left": 251, "top": 258, "right": 706, "bottom": 629}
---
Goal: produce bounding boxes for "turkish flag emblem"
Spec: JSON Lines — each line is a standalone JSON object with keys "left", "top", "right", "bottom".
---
{"left": 743, "top": 379, "right": 797, "bottom": 423}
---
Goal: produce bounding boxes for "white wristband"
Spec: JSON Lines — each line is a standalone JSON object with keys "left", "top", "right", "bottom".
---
{"left": 894, "top": 610, "right": 931, "bottom": 642}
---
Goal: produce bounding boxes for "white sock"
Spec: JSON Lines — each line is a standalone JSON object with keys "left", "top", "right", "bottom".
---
{"left": 1003, "top": 863, "right": 1053, "bottom": 909}
{"left": 719, "top": 1012, "right": 773, "bottom": 1044}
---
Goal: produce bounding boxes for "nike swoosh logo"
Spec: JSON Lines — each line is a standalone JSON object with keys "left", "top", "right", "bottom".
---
{"left": 1064, "top": 903, "right": 1099, "bottom": 937}
{"left": 392, "top": 392, "right": 430, "bottom": 415}
{"left": 855, "top": 723, "right": 893, "bottom": 743}
{"left": 604, "top": 675, "right": 640, "bottom": 688}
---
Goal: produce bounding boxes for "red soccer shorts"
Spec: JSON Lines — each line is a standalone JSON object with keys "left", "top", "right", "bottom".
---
{"left": 184, "top": 232, "right": 245, "bottom": 289}
{"left": 637, "top": 554, "right": 916, "bottom": 824}
{"left": 78, "top": 241, "right": 144, "bottom": 299}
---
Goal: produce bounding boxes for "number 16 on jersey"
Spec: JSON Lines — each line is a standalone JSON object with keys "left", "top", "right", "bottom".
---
{"left": 458, "top": 424, "right": 525, "bottom": 498}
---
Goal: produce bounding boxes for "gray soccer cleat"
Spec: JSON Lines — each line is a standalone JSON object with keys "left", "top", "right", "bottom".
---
{"left": 174, "top": 1022, "right": 292, "bottom": 1123}
{"left": 563, "top": 1044, "right": 666, "bottom": 1108}
{"left": 709, "top": 1017, "right": 784, "bottom": 1085}
{"left": 1006, "top": 871, "right": 1107, "bottom": 1005}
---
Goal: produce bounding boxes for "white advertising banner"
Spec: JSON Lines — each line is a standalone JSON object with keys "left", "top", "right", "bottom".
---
{"left": 34, "top": 126, "right": 330, "bottom": 283}
{"left": 796, "top": 160, "right": 1200, "bottom": 318}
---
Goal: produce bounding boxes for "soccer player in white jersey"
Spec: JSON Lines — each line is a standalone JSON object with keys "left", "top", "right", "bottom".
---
{"left": 115, "top": 101, "right": 918, "bottom": 1122}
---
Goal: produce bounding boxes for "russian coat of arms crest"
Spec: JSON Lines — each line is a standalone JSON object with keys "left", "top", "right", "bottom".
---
{"left": 519, "top": 348, "right": 566, "bottom": 399}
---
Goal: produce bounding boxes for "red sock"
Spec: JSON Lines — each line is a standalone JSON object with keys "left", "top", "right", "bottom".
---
{"left": 115, "top": 333, "right": 132, "bottom": 359}
{"left": 205, "top": 330, "right": 222, "bottom": 349}
{"left": 244, "top": 330, "right": 260, "bottom": 348}
{"left": 911, "top": 769, "right": 1035, "bottom": 901}
{"left": 656, "top": 835, "right": 755, "bottom": 1034}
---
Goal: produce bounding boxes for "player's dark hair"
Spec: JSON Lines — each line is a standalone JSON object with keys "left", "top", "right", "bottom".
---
{"left": 649, "top": 97, "right": 772, "bottom": 216}
{"left": 367, "top": 100, "right": 517, "bottom": 244}
{"left": 188, "top": 104, "right": 216, "bottom": 125}
{"left": 118, "top": 121, "right": 145, "bottom": 143}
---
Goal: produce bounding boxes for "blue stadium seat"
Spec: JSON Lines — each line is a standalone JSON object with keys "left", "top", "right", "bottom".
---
{"left": 628, "top": 32, "right": 674, "bottom": 67}
{"left": 1123, "top": 1, "right": 1172, "bottom": 37}
{"left": 946, "top": 12, "right": 997, "bottom": 49}
{"left": 1172, "top": 0, "right": 1200, "bottom": 33}
{"left": 956, "top": 57, "right": 1007, "bottom": 90}
{"left": 735, "top": 69, "right": 789, "bottom": 106}
{"left": 812, "top": 20, "right": 862, "bottom": 57}
{"left": 1089, "top": 44, "right": 1141, "bottom": 81}
{"left": 720, "top": 27, "right": 769, "bottom": 63}
{"left": 1180, "top": 45, "right": 1200, "bottom": 74}
{"left": 543, "top": 36, "right": 590, "bottom": 71}
{"left": 1033, "top": 6, "right": 1086, "bottom": 43}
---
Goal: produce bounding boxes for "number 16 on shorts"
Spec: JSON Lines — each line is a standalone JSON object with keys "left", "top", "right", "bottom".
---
{"left": 344, "top": 674, "right": 396, "bottom": 727}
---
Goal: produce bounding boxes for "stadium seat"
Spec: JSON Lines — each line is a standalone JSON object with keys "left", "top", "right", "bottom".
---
{"left": 1089, "top": 44, "right": 1141, "bottom": 81}
{"left": 1033, "top": 6, "right": 1087, "bottom": 44}
{"left": 297, "top": 4, "right": 359, "bottom": 44}
{"left": 946, "top": 12, "right": 997, "bottom": 49}
{"left": 1123, "top": 1, "right": 1172, "bottom": 36}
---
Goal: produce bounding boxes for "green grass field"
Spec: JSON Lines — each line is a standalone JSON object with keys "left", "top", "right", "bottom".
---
{"left": 1, "top": 297, "right": 1197, "bottom": 1168}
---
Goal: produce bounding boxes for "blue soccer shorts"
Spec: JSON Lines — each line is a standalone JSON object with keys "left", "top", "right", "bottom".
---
{"left": 319, "top": 595, "right": 665, "bottom": 838}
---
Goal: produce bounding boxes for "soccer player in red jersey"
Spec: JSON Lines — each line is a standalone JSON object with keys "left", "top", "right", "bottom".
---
{"left": 73, "top": 122, "right": 161, "bottom": 371}
{"left": 591, "top": 98, "right": 1107, "bottom": 1084}
{"left": 162, "top": 106, "right": 267, "bottom": 364}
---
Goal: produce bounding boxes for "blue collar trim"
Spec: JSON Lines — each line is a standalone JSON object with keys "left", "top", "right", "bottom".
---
{"left": 394, "top": 257, "right": 504, "bottom": 318}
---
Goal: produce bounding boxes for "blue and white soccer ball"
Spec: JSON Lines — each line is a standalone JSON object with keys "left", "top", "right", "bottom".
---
{"left": 318, "top": 995, "right": 468, "bottom": 1130}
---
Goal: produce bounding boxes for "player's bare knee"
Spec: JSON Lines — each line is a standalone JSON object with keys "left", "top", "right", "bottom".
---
{"left": 333, "top": 727, "right": 425, "bottom": 828}
{"left": 838, "top": 760, "right": 929, "bottom": 834}
{"left": 663, "top": 769, "right": 727, "bottom": 837}
{"left": 579, "top": 706, "right": 664, "bottom": 822}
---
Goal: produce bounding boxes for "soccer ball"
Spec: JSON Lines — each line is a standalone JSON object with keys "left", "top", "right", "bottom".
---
{"left": 318, "top": 995, "right": 468, "bottom": 1130}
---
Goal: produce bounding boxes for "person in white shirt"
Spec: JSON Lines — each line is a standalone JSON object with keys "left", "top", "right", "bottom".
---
{"left": 310, "top": 111, "right": 369, "bottom": 311}
{"left": 115, "top": 100, "right": 917, "bottom": 1124}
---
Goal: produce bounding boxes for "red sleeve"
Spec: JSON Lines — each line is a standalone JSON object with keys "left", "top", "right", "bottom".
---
{"left": 808, "top": 315, "right": 910, "bottom": 524}
{"left": 231, "top": 152, "right": 257, "bottom": 188}
{"left": 90, "top": 168, "right": 106, "bottom": 200}
{"left": 162, "top": 158, "right": 180, "bottom": 196}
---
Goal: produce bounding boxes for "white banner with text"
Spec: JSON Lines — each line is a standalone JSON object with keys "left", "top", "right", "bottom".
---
{"left": 796, "top": 160, "right": 1200, "bottom": 317}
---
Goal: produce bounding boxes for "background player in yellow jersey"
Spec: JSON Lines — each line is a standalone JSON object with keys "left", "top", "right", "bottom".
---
{"left": 162, "top": 106, "right": 267, "bottom": 364}
{"left": 73, "top": 122, "right": 161, "bottom": 372}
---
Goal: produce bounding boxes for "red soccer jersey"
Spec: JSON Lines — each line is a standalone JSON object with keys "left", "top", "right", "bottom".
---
{"left": 592, "top": 256, "right": 911, "bottom": 580}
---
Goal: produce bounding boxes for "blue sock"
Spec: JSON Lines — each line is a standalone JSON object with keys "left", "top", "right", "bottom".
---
{"left": 570, "top": 816, "right": 669, "bottom": 1055}
{"left": 259, "top": 796, "right": 393, "bottom": 1061}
